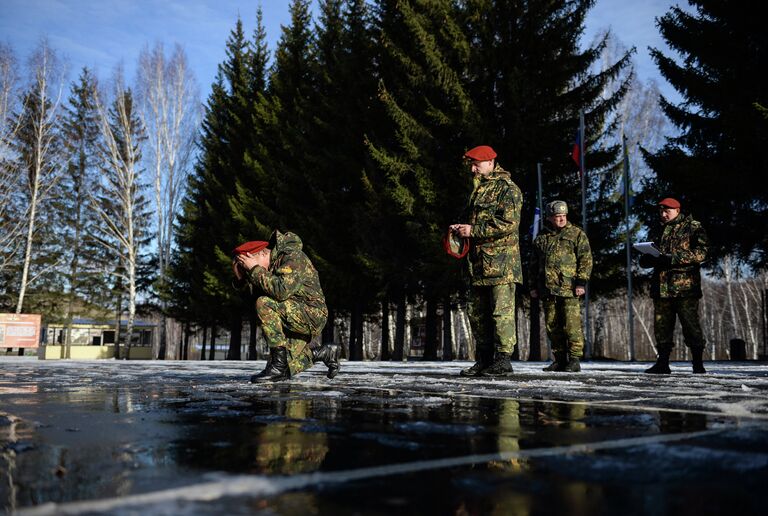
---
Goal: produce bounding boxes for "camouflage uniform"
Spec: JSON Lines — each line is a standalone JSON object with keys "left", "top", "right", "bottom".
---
{"left": 639, "top": 213, "right": 708, "bottom": 351}
{"left": 529, "top": 221, "right": 592, "bottom": 357}
{"left": 242, "top": 231, "right": 328, "bottom": 377}
{"left": 465, "top": 164, "right": 523, "bottom": 356}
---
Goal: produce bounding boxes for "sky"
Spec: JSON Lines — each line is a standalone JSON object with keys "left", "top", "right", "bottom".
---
{"left": 0, "top": 0, "right": 688, "bottom": 100}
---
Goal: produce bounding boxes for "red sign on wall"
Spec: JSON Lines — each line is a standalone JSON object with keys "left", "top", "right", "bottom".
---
{"left": 0, "top": 313, "right": 42, "bottom": 348}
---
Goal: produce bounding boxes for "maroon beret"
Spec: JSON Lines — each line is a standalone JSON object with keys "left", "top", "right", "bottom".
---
{"left": 232, "top": 240, "right": 269, "bottom": 255}
{"left": 658, "top": 198, "right": 681, "bottom": 209}
{"left": 464, "top": 145, "right": 497, "bottom": 161}
{"left": 442, "top": 230, "right": 469, "bottom": 259}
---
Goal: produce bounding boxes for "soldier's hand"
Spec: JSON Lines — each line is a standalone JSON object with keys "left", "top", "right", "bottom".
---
{"left": 450, "top": 224, "right": 472, "bottom": 238}
{"left": 530, "top": 289, "right": 539, "bottom": 299}
{"left": 574, "top": 286, "right": 585, "bottom": 297}
{"left": 237, "top": 252, "right": 260, "bottom": 271}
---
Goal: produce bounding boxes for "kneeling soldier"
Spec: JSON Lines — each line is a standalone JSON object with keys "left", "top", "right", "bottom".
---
{"left": 233, "top": 230, "right": 340, "bottom": 381}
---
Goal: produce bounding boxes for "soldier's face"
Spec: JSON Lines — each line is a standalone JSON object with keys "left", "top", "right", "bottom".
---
{"left": 470, "top": 159, "right": 494, "bottom": 177}
{"left": 659, "top": 206, "right": 680, "bottom": 224}
{"left": 548, "top": 214, "right": 567, "bottom": 228}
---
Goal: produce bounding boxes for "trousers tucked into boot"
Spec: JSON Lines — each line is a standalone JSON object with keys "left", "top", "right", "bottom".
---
{"left": 563, "top": 354, "right": 581, "bottom": 372}
{"left": 460, "top": 348, "right": 493, "bottom": 377}
{"left": 645, "top": 349, "right": 671, "bottom": 374}
{"left": 481, "top": 352, "right": 514, "bottom": 377}
{"left": 543, "top": 352, "right": 567, "bottom": 372}
{"left": 252, "top": 346, "right": 289, "bottom": 382}
{"left": 312, "top": 343, "right": 341, "bottom": 379}
{"left": 691, "top": 347, "right": 706, "bottom": 374}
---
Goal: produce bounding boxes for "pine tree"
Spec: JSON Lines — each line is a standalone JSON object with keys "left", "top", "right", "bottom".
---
{"left": 173, "top": 18, "right": 262, "bottom": 360}
{"left": 366, "top": 0, "right": 484, "bottom": 360}
{"left": 464, "top": 0, "right": 633, "bottom": 296}
{"left": 56, "top": 68, "right": 108, "bottom": 345}
{"left": 230, "top": 8, "right": 280, "bottom": 241}
{"left": 306, "top": 0, "right": 380, "bottom": 358}
{"left": 645, "top": 0, "right": 768, "bottom": 269}
{"left": 264, "top": 0, "right": 317, "bottom": 237}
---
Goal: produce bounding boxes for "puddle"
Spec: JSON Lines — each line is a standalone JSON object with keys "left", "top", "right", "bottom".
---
{"left": 1, "top": 362, "right": 767, "bottom": 514}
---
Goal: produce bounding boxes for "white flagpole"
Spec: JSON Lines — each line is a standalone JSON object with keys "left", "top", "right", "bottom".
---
{"left": 623, "top": 133, "right": 635, "bottom": 361}
{"left": 579, "top": 111, "right": 591, "bottom": 359}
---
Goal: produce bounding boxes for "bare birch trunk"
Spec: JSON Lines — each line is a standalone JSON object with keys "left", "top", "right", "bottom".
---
{"left": 15, "top": 185, "right": 38, "bottom": 313}
{"left": 723, "top": 256, "right": 740, "bottom": 348}
{"left": 14, "top": 42, "right": 64, "bottom": 312}
{"left": 0, "top": 46, "right": 28, "bottom": 278}
{"left": 90, "top": 71, "right": 148, "bottom": 360}
{"left": 137, "top": 43, "right": 199, "bottom": 360}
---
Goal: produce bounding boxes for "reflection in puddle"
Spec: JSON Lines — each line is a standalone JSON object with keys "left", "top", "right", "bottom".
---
{"left": 2, "top": 376, "right": 763, "bottom": 515}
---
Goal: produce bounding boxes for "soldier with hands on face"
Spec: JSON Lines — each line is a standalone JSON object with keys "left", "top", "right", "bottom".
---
{"left": 639, "top": 198, "right": 709, "bottom": 374}
{"left": 233, "top": 230, "right": 340, "bottom": 382}
{"left": 449, "top": 145, "right": 523, "bottom": 377}
{"left": 529, "top": 200, "right": 592, "bottom": 372}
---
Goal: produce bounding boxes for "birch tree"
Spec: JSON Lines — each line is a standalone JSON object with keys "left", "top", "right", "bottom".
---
{"left": 0, "top": 44, "right": 25, "bottom": 283}
{"left": 90, "top": 72, "right": 151, "bottom": 359}
{"left": 11, "top": 40, "right": 66, "bottom": 313}
{"left": 136, "top": 42, "right": 199, "bottom": 359}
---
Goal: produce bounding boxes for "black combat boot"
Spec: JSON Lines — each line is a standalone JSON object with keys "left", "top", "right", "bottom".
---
{"left": 312, "top": 343, "right": 341, "bottom": 379}
{"left": 542, "top": 352, "right": 567, "bottom": 372}
{"left": 645, "top": 349, "right": 671, "bottom": 374}
{"left": 563, "top": 354, "right": 581, "bottom": 372}
{"left": 481, "top": 352, "right": 514, "bottom": 377}
{"left": 249, "top": 354, "right": 273, "bottom": 382}
{"left": 460, "top": 359, "right": 486, "bottom": 377}
{"left": 460, "top": 349, "right": 492, "bottom": 377}
{"left": 691, "top": 347, "right": 706, "bottom": 374}
{"left": 252, "top": 347, "right": 290, "bottom": 382}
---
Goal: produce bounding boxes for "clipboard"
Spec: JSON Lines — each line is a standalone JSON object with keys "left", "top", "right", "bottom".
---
{"left": 633, "top": 242, "right": 660, "bottom": 257}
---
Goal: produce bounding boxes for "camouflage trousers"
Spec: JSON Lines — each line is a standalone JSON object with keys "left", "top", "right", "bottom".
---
{"left": 542, "top": 295, "right": 585, "bottom": 357}
{"left": 469, "top": 283, "right": 517, "bottom": 357}
{"left": 255, "top": 296, "right": 315, "bottom": 377}
{"left": 653, "top": 297, "right": 705, "bottom": 351}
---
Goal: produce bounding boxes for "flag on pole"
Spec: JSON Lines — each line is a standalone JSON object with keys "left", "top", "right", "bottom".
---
{"left": 572, "top": 129, "right": 583, "bottom": 179}
{"left": 531, "top": 206, "right": 541, "bottom": 239}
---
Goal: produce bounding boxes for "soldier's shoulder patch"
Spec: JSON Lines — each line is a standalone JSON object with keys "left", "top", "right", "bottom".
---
{"left": 276, "top": 266, "right": 293, "bottom": 275}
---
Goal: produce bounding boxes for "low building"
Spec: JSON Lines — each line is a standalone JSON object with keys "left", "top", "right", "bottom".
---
{"left": 39, "top": 318, "right": 156, "bottom": 360}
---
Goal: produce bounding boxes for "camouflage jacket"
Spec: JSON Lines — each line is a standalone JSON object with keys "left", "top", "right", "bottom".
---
{"left": 465, "top": 165, "right": 523, "bottom": 287}
{"left": 640, "top": 213, "right": 708, "bottom": 299}
{"left": 528, "top": 222, "right": 592, "bottom": 297}
{"left": 245, "top": 230, "right": 328, "bottom": 335}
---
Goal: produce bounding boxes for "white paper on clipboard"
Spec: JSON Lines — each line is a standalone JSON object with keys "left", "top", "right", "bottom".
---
{"left": 633, "top": 242, "right": 660, "bottom": 257}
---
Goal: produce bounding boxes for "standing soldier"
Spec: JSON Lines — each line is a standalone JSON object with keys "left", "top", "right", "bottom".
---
{"left": 232, "top": 230, "right": 340, "bottom": 382}
{"left": 640, "top": 198, "right": 709, "bottom": 374}
{"left": 450, "top": 145, "right": 523, "bottom": 377}
{"left": 529, "top": 201, "right": 592, "bottom": 372}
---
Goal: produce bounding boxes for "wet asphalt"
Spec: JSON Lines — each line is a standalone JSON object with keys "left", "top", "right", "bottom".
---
{"left": 2, "top": 358, "right": 768, "bottom": 515}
